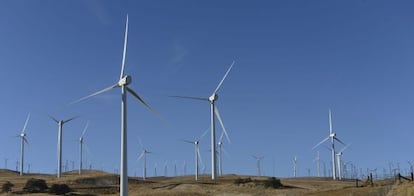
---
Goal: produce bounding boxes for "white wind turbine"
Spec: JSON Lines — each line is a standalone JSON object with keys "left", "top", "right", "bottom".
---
{"left": 171, "top": 61, "right": 234, "bottom": 180}
{"left": 313, "top": 109, "right": 345, "bottom": 180}
{"left": 336, "top": 143, "right": 351, "bottom": 180}
{"left": 252, "top": 155, "right": 264, "bottom": 176}
{"left": 293, "top": 156, "right": 297, "bottom": 177}
{"left": 18, "top": 113, "right": 30, "bottom": 176}
{"left": 182, "top": 129, "right": 208, "bottom": 181}
{"left": 71, "top": 15, "right": 156, "bottom": 196}
{"left": 50, "top": 116, "right": 77, "bottom": 178}
{"left": 78, "top": 121, "right": 89, "bottom": 175}
{"left": 137, "top": 148, "right": 151, "bottom": 180}
{"left": 217, "top": 131, "right": 231, "bottom": 176}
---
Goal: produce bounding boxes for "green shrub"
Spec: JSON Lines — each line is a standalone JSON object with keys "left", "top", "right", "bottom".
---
{"left": 1, "top": 181, "right": 14, "bottom": 193}
{"left": 23, "top": 178, "right": 48, "bottom": 193}
{"left": 49, "top": 184, "right": 71, "bottom": 195}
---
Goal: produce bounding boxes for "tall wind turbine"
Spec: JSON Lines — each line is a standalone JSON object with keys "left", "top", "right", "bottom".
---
{"left": 252, "top": 155, "right": 264, "bottom": 176}
{"left": 313, "top": 110, "right": 345, "bottom": 180}
{"left": 171, "top": 61, "right": 234, "bottom": 180}
{"left": 50, "top": 116, "right": 76, "bottom": 178}
{"left": 336, "top": 143, "right": 351, "bottom": 180}
{"left": 18, "top": 113, "right": 30, "bottom": 176}
{"left": 183, "top": 129, "right": 208, "bottom": 181}
{"left": 79, "top": 121, "right": 89, "bottom": 175}
{"left": 71, "top": 15, "right": 155, "bottom": 196}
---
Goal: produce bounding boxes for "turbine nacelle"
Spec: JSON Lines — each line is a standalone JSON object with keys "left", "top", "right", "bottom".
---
{"left": 118, "top": 75, "right": 132, "bottom": 86}
{"left": 20, "top": 133, "right": 26, "bottom": 137}
{"left": 329, "top": 133, "right": 336, "bottom": 138}
{"left": 209, "top": 94, "right": 218, "bottom": 102}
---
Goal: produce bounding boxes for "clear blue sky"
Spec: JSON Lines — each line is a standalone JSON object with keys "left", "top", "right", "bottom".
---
{"left": 0, "top": 0, "right": 413, "bottom": 178}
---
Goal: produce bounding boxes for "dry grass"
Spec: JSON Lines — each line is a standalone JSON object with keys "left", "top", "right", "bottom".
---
{"left": 0, "top": 169, "right": 397, "bottom": 195}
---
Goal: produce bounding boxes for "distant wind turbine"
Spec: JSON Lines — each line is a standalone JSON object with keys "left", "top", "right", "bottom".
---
{"left": 313, "top": 151, "right": 320, "bottom": 177}
{"left": 182, "top": 128, "right": 208, "bottom": 181}
{"left": 79, "top": 121, "right": 89, "bottom": 175}
{"left": 313, "top": 110, "right": 346, "bottom": 180}
{"left": 138, "top": 148, "right": 151, "bottom": 180}
{"left": 171, "top": 61, "right": 235, "bottom": 180}
{"left": 252, "top": 155, "right": 264, "bottom": 176}
{"left": 18, "top": 113, "right": 30, "bottom": 176}
{"left": 71, "top": 15, "right": 156, "bottom": 196}
{"left": 50, "top": 116, "right": 77, "bottom": 178}
{"left": 336, "top": 143, "right": 351, "bottom": 180}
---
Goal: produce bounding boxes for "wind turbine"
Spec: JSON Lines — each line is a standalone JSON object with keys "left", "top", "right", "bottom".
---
{"left": 71, "top": 15, "right": 156, "bottom": 196}
{"left": 18, "top": 113, "right": 30, "bottom": 176}
{"left": 171, "top": 61, "right": 235, "bottom": 180}
{"left": 313, "top": 109, "right": 346, "bottom": 180}
{"left": 50, "top": 116, "right": 77, "bottom": 178}
{"left": 336, "top": 143, "right": 351, "bottom": 180}
{"left": 79, "top": 121, "right": 89, "bottom": 175}
{"left": 293, "top": 156, "right": 297, "bottom": 177}
{"left": 252, "top": 155, "right": 264, "bottom": 176}
{"left": 137, "top": 148, "right": 151, "bottom": 180}
{"left": 182, "top": 128, "right": 208, "bottom": 181}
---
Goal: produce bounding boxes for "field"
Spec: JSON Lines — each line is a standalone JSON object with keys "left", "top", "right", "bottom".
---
{"left": 0, "top": 169, "right": 408, "bottom": 195}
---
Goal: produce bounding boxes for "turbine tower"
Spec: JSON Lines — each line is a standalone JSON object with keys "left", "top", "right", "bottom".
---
{"left": 313, "top": 109, "right": 345, "bottom": 180}
{"left": 50, "top": 116, "right": 76, "bottom": 178}
{"left": 18, "top": 113, "right": 30, "bottom": 176}
{"left": 71, "top": 15, "right": 156, "bottom": 196}
{"left": 171, "top": 61, "right": 234, "bottom": 180}
{"left": 79, "top": 121, "right": 89, "bottom": 175}
{"left": 336, "top": 143, "right": 351, "bottom": 180}
{"left": 252, "top": 155, "right": 264, "bottom": 176}
{"left": 183, "top": 129, "right": 208, "bottom": 181}
{"left": 217, "top": 131, "right": 231, "bottom": 176}
{"left": 293, "top": 156, "right": 297, "bottom": 177}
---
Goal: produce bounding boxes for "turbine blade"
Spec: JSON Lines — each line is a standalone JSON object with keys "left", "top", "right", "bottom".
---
{"left": 64, "top": 116, "right": 78, "bottom": 124}
{"left": 334, "top": 137, "right": 346, "bottom": 146}
{"left": 181, "top": 139, "right": 194, "bottom": 144}
{"left": 119, "top": 15, "right": 129, "bottom": 80}
{"left": 222, "top": 147, "right": 231, "bottom": 158}
{"left": 197, "top": 148, "right": 204, "bottom": 168}
{"left": 70, "top": 83, "right": 119, "bottom": 105}
{"left": 214, "top": 106, "right": 231, "bottom": 144}
{"left": 169, "top": 95, "right": 208, "bottom": 101}
{"left": 328, "top": 109, "right": 333, "bottom": 134}
{"left": 219, "top": 131, "right": 224, "bottom": 143}
{"left": 252, "top": 155, "right": 258, "bottom": 159}
{"left": 23, "top": 137, "right": 29, "bottom": 145}
{"left": 312, "top": 136, "right": 330, "bottom": 150}
{"left": 22, "top": 113, "right": 31, "bottom": 134}
{"left": 339, "top": 143, "right": 351, "bottom": 153}
{"left": 199, "top": 127, "right": 210, "bottom": 140}
{"left": 126, "top": 87, "right": 162, "bottom": 118}
{"left": 213, "top": 60, "right": 235, "bottom": 94}
{"left": 80, "top": 121, "right": 89, "bottom": 138}
{"left": 137, "top": 151, "right": 145, "bottom": 161}
{"left": 137, "top": 136, "right": 144, "bottom": 148}
{"left": 48, "top": 115, "right": 59, "bottom": 123}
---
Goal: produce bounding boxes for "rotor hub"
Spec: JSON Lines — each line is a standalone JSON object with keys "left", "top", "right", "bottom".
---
{"left": 329, "top": 133, "right": 336, "bottom": 138}
{"left": 119, "top": 75, "right": 132, "bottom": 86}
{"left": 209, "top": 94, "right": 218, "bottom": 102}
{"left": 20, "top": 133, "right": 26, "bottom": 137}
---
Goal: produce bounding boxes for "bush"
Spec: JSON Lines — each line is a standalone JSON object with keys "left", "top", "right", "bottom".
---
{"left": 263, "top": 177, "right": 283, "bottom": 188}
{"left": 23, "top": 178, "right": 48, "bottom": 193}
{"left": 49, "top": 184, "right": 71, "bottom": 195}
{"left": 234, "top": 177, "right": 252, "bottom": 185}
{"left": 1, "top": 181, "right": 14, "bottom": 193}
